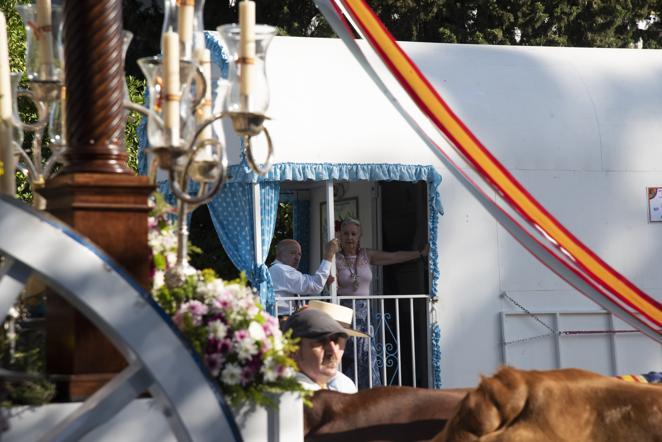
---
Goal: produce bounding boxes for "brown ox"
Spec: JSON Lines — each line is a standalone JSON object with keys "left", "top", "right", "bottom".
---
{"left": 435, "top": 366, "right": 662, "bottom": 442}
{"left": 305, "top": 386, "right": 470, "bottom": 441}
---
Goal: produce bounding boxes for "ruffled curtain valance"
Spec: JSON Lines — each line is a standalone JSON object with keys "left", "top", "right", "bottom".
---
{"left": 228, "top": 161, "right": 444, "bottom": 299}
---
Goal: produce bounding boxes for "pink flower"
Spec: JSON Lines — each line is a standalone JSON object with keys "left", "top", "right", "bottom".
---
{"left": 212, "top": 297, "right": 232, "bottom": 311}
{"left": 241, "top": 365, "right": 256, "bottom": 385}
{"left": 260, "top": 338, "right": 272, "bottom": 353}
{"left": 185, "top": 300, "right": 208, "bottom": 322}
{"left": 173, "top": 300, "right": 208, "bottom": 327}
{"left": 262, "top": 316, "right": 279, "bottom": 336}
{"left": 205, "top": 353, "right": 223, "bottom": 377}
{"left": 207, "top": 337, "right": 232, "bottom": 355}
{"left": 234, "top": 330, "right": 249, "bottom": 341}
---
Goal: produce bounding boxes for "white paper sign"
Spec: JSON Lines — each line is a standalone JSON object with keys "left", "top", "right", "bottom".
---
{"left": 648, "top": 187, "right": 662, "bottom": 222}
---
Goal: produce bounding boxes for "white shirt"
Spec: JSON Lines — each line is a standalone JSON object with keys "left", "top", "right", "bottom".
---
{"left": 269, "top": 259, "right": 332, "bottom": 316}
{"left": 295, "top": 371, "right": 358, "bottom": 394}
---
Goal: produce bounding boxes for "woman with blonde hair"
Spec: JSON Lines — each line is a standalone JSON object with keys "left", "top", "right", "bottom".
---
{"left": 335, "top": 217, "right": 427, "bottom": 389}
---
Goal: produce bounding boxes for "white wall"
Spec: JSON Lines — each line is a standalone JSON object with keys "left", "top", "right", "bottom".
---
{"left": 430, "top": 46, "right": 662, "bottom": 386}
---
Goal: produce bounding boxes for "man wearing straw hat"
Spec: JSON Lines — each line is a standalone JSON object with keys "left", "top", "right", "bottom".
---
{"left": 284, "top": 301, "right": 368, "bottom": 393}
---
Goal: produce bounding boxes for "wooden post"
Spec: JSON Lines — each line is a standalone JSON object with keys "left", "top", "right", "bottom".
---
{"left": 37, "top": 0, "right": 154, "bottom": 401}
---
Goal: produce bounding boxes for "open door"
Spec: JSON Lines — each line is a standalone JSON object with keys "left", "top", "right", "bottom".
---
{"left": 380, "top": 180, "right": 430, "bottom": 386}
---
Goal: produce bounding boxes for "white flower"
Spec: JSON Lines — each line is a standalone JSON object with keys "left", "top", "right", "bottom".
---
{"left": 198, "top": 279, "right": 226, "bottom": 303}
{"left": 272, "top": 334, "right": 283, "bottom": 352}
{"left": 165, "top": 252, "right": 177, "bottom": 268}
{"left": 152, "top": 270, "right": 165, "bottom": 290}
{"left": 261, "top": 357, "right": 279, "bottom": 383}
{"left": 223, "top": 283, "right": 244, "bottom": 300}
{"left": 221, "top": 363, "right": 242, "bottom": 386}
{"left": 236, "top": 336, "right": 258, "bottom": 362}
{"left": 281, "top": 366, "right": 294, "bottom": 379}
{"left": 245, "top": 304, "right": 259, "bottom": 319}
{"left": 208, "top": 320, "right": 228, "bottom": 340}
{"left": 248, "top": 321, "right": 266, "bottom": 342}
{"left": 148, "top": 226, "right": 177, "bottom": 254}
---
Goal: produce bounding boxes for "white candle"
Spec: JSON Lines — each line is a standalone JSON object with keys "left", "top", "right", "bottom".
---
{"left": 0, "top": 12, "right": 12, "bottom": 120}
{"left": 194, "top": 48, "right": 212, "bottom": 141}
{"left": 36, "top": 0, "right": 54, "bottom": 78}
{"left": 177, "top": 0, "right": 194, "bottom": 58}
{"left": 239, "top": 0, "right": 255, "bottom": 99}
{"left": 0, "top": 13, "right": 14, "bottom": 196}
{"left": 162, "top": 31, "right": 180, "bottom": 146}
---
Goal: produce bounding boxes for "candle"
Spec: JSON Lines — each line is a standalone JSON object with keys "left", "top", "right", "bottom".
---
{"left": 193, "top": 48, "right": 213, "bottom": 162}
{"left": 177, "top": 0, "right": 194, "bottom": 59}
{"left": 194, "top": 48, "right": 213, "bottom": 141}
{"left": 239, "top": 0, "right": 255, "bottom": 100}
{"left": 0, "top": 12, "right": 12, "bottom": 120}
{"left": 36, "top": 0, "right": 54, "bottom": 78}
{"left": 0, "top": 12, "right": 15, "bottom": 196}
{"left": 162, "top": 31, "right": 180, "bottom": 146}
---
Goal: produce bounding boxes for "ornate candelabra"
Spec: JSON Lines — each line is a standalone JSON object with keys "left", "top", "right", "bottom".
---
{"left": 0, "top": 0, "right": 276, "bottom": 284}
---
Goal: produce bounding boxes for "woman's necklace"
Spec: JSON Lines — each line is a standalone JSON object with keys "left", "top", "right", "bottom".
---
{"left": 345, "top": 251, "right": 360, "bottom": 292}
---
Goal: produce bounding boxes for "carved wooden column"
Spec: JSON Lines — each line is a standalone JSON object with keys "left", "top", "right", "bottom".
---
{"left": 37, "top": 0, "right": 154, "bottom": 400}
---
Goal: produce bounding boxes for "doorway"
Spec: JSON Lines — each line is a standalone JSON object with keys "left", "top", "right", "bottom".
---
{"left": 379, "top": 180, "right": 430, "bottom": 387}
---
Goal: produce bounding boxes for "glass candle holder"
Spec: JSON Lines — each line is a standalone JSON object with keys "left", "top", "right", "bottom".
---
{"left": 16, "top": 3, "right": 64, "bottom": 81}
{"left": 161, "top": 0, "right": 206, "bottom": 61}
{"left": 217, "top": 24, "right": 276, "bottom": 115}
{"left": 137, "top": 55, "right": 196, "bottom": 148}
{"left": 46, "top": 83, "right": 65, "bottom": 147}
{"left": 123, "top": 30, "right": 133, "bottom": 101}
{"left": 9, "top": 72, "right": 24, "bottom": 149}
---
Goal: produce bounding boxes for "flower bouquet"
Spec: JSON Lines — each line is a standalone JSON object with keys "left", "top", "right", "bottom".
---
{"left": 148, "top": 198, "right": 305, "bottom": 407}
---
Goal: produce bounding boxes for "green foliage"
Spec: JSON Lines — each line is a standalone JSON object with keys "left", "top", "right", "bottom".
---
{"left": 1, "top": 377, "right": 55, "bottom": 406}
{"left": 1, "top": 0, "right": 26, "bottom": 72}
{"left": 366, "top": 0, "right": 662, "bottom": 48}
{"left": 0, "top": 301, "right": 55, "bottom": 407}
{"left": 122, "top": 0, "right": 163, "bottom": 77}
{"left": 125, "top": 75, "right": 146, "bottom": 173}
{"left": 153, "top": 273, "right": 200, "bottom": 315}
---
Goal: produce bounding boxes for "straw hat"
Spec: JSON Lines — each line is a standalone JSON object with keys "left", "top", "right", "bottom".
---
{"left": 283, "top": 309, "right": 348, "bottom": 340}
{"left": 307, "top": 300, "right": 369, "bottom": 337}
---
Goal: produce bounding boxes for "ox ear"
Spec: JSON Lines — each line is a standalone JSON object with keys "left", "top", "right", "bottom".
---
{"left": 438, "top": 384, "right": 502, "bottom": 441}
{"left": 486, "top": 367, "right": 528, "bottom": 424}
{"left": 437, "top": 368, "right": 529, "bottom": 442}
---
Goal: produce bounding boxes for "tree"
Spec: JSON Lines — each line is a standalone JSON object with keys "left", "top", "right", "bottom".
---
{"left": 122, "top": 1, "right": 662, "bottom": 75}
{"left": 369, "top": 0, "right": 662, "bottom": 48}
{"left": 1, "top": 0, "right": 25, "bottom": 72}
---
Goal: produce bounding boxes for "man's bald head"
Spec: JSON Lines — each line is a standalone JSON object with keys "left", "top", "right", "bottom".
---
{"left": 276, "top": 239, "right": 302, "bottom": 268}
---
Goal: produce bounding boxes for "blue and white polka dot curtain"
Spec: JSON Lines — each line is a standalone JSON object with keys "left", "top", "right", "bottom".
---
{"left": 207, "top": 181, "right": 280, "bottom": 313}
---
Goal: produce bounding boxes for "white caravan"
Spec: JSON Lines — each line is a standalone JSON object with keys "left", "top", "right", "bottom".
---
{"left": 201, "top": 34, "right": 662, "bottom": 389}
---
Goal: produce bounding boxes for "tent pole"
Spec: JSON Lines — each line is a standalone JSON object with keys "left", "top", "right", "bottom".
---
{"left": 252, "top": 182, "right": 262, "bottom": 276}
{"left": 325, "top": 180, "right": 337, "bottom": 304}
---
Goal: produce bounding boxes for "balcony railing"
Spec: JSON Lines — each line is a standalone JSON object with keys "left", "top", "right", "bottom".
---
{"left": 279, "top": 294, "right": 432, "bottom": 389}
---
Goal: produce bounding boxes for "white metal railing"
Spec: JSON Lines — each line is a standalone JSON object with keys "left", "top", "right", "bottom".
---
{"left": 278, "top": 294, "right": 431, "bottom": 389}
